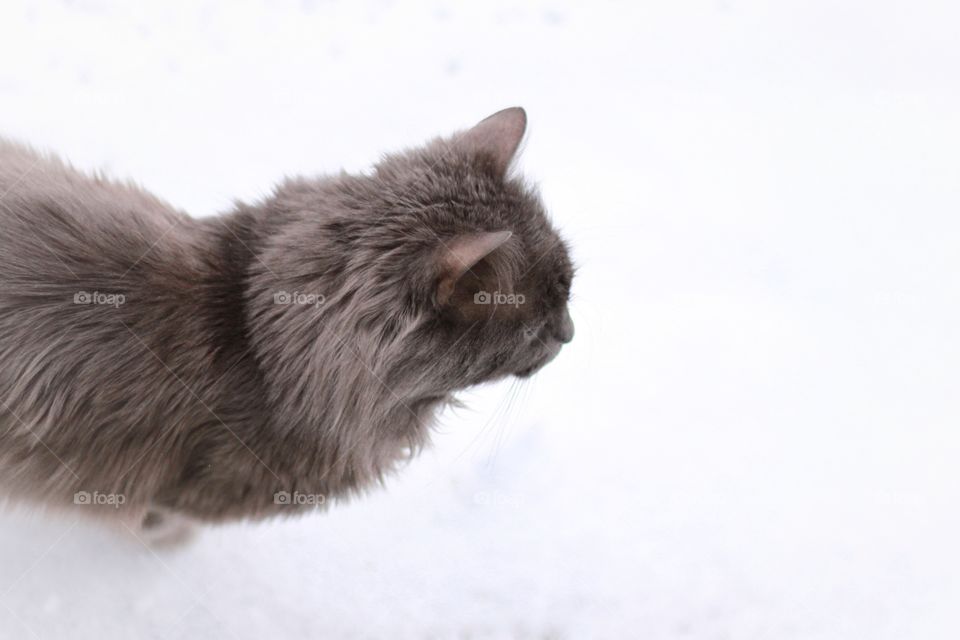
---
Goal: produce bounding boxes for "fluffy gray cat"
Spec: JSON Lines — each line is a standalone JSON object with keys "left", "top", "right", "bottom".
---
{"left": 0, "top": 108, "right": 574, "bottom": 543}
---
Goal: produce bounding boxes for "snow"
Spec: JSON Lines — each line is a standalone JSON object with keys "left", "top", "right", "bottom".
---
{"left": 2, "top": 0, "right": 960, "bottom": 637}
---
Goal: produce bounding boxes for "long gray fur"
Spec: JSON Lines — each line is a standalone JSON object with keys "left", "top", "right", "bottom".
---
{"left": 0, "top": 108, "right": 574, "bottom": 538}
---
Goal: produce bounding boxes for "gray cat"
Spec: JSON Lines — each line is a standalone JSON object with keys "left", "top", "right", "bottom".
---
{"left": 0, "top": 108, "right": 574, "bottom": 543}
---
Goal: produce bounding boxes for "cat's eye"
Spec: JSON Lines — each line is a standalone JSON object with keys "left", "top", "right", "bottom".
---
{"left": 557, "top": 273, "right": 572, "bottom": 297}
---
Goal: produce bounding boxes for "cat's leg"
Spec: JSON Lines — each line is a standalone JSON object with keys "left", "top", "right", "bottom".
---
{"left": 135, "top": 505, "right": 198, "bottom": 547}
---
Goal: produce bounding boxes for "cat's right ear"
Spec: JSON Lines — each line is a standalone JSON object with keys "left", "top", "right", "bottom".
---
{"left": 456, "top": 107, "right": 527, "bottom": 177}
{"left": 435, "top": 230, "right": 513, "bottom": 306}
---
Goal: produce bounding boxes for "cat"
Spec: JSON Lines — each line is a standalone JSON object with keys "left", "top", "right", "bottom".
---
{"left": 0, "top": 107, "right": 574, "bottom": 544}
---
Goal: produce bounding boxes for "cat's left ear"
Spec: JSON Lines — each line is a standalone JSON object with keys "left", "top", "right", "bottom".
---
{"left": 436, "top": 230, "right": 513, "bottom": 305}
{"left": 458, "top": 107, "right": 527, "bottom": 177}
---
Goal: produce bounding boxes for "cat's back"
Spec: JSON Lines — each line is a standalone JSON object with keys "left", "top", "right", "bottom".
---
{"left": 0, "top": 138, "right": 184, "bottom": 233}
{"left": 0, "top": 138, "right": 199, "bottom": 281}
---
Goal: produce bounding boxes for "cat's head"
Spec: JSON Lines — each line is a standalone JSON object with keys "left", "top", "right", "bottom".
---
{"left": 253, "top": 108, "right": 574, "bottom": 405}
{"left": 370, "top": 107, "right": 575, "bottom": 389}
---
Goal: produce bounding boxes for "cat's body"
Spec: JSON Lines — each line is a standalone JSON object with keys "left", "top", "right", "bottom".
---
{"left": 0, "top": 108, "right": 574, "bottom": 539}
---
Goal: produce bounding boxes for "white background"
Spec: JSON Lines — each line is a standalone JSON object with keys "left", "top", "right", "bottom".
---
{"left": 1, "top": 1, "right": 959, "bottom": 638}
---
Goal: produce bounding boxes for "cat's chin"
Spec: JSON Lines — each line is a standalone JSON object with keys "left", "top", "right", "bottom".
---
{"left": 514, "top": 344, "right": 563, "bottom": 378}
{"left": 514, "top": 366, "right": 540, "bottom": 379}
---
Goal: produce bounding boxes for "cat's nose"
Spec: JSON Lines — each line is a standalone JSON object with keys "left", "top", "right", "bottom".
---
{"left": 551, "top": 308, "right": 575, "bottom": 344}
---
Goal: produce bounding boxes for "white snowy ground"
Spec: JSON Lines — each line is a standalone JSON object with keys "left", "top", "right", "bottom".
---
{"left": 2, "top": 0, "right": 960, "bottom": 638}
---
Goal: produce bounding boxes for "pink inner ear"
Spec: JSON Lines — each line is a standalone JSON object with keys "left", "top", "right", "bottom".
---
{"left": 437, "top": 230, "right": 513, "bottom": 304}
{"left": 459, "top": 107, "right": 527, "bottom": 176}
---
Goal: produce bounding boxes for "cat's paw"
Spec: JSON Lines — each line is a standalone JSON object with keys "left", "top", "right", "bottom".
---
{"left": 135, "top": 507, "right": 198, "bottom": 548}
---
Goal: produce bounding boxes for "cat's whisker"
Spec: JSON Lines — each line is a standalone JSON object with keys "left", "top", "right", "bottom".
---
{"left": 452, "top": 379, "right": 518, "bottom": 466}
{"left": 502, "top": 379, "right": 533, "bottom": 458}
{"left": 484, "top": 378, "right": 526, "bottom": 469}
{"left": 476, "top": 382, "right": 519, "bottom": 454}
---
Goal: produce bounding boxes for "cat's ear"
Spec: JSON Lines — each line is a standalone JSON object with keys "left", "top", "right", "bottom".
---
{"left": 457, "top": 107, "right": 527, "bottom": 176}
{"left": 436, "top": 230, "right": 513, "bottom": 305}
